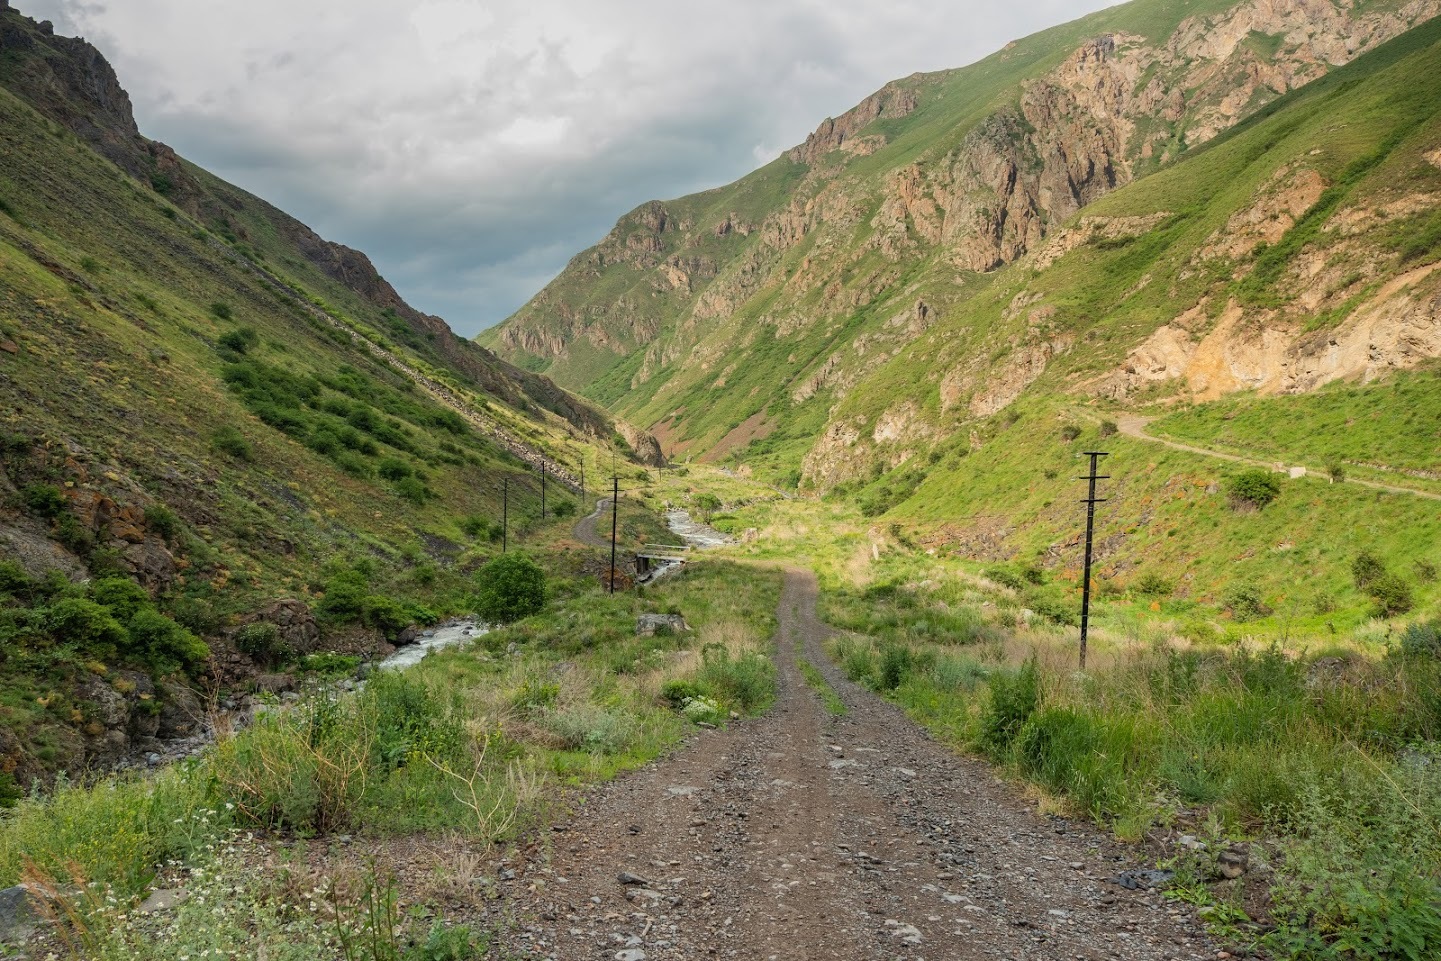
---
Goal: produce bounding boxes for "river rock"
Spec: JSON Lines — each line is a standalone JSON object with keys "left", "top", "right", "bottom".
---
{"left": 0, "top": 886, "right": 37, "bottom": 943}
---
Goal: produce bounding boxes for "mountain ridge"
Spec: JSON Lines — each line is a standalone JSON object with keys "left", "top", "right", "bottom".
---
{"left": 482, "top": 0, "right": 1441, "bottom": 478}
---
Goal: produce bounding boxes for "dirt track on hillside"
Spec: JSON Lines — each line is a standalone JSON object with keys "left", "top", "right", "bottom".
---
{"left": 488, "top": 569, "right": 1215, "bottom": 960}
{"left": 573, "top": 498, "right": 613, "bottom": 549}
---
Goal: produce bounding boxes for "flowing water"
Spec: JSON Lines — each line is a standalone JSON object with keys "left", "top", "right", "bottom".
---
{"left": 378, "top": 617, "right": 488, "bottom": 670}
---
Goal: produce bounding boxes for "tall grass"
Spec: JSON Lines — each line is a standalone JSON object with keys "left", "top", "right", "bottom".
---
{"left": 830, "top": 607, "right": 1441, "bottom": 957}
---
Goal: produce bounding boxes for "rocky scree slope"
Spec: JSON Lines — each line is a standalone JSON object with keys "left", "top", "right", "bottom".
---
{"left": 483, "top": 0, "right": 1441, "bottom": 472}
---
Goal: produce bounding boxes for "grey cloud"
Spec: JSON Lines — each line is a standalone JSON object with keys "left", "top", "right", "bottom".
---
{"left": 20, "top": 0, "right": 1114, "bottom": 335}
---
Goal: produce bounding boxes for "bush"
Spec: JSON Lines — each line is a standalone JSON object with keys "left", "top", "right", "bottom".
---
{"left": 1225, "top": 583, "right": 1272, "bottom": 622}
{"left": 660, "top": 679, "right": 703, "bottom": 708}
{"left": 461, "top": 516, "right": 500, "bottom": 542}
{"left": 1060, "top": 424, "right": 1082, "bottom": 441}
{"left": 212, "top": 426, "right": 254, "bottom": 461}
{"left": 1353, "top": 551, "right": 1388, "bottom": 590}
{"left": 128, "top": 609, "right": 209, "bottom": 671}
{"left": 91, "top": 577, "right": 151, "bottom": 621}
{"left": 1226, "top": 469, "right": 1281, "bottom": 510}
{"left": 1399, "top": 620, "right": 1441, "bottom": 658}
{"left": 1134, "top": 572, "right": 1174, "bottom": 597}
{"left": 377, "top": 458, "right": 413, "bottom": 482}
{"left": 43, "top": 597, "right": 127, "bottom": 659}
{"left": 143, "top": 504, "right": 181, "bottom": 541}
{"left": 1368, "top": 573, "right": 1414, "bottom": 617}
{"left": 217, "top": 327, "right": 258, "bottom": 354}
{"left": 209, "top": 302, "right": 234, "bottom": 321}
{"left": 549, "top": 498, "right": 577, "bottom": 519}
{"left": 474, "top": 553, "right": 546, "bottom": 624}
{"left": 980, "top": 659, "right": 1040, "bottom": 757}
{"left": 235, "top": 622, "right": 288, "bottom": 665}
{"left": 696, "top": 645, "right": 774, "bottom": 713}
{"left": 394, "top": 476, "right": 431, "bottom": 504}
{"left": 1326, "top": 460, "right": 1347, "bottom": 483}
{"left": 21, "top": 483, "right": 67, "bottom": 519}
{"left": 1098, "top": 420, "right": 1118, "bottom": 438}
{"left": 0, "top": 561, "right": 31, "bottom": 596}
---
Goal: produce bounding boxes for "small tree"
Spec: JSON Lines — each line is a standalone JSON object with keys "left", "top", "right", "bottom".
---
{"left": 474, "top": 553, "right": 546, "bottom": 624}
{"left": 1225, "top": 469, "right": 1281, "bottom": 511}
{"left": 694, "top": 493, "right": 722, "bottom": 523}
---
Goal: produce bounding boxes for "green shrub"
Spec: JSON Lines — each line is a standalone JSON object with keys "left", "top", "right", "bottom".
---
{"left": 474, "top": 553, "right": 546, "bottom": 624}
{"left": 660, "top": 679, "right": 703, "bottom": 708}
{"left": 1098, "top": 419, "right": 1118, "bottom": 438}
{"left": 1353, "top": 551, "right": 1388, "bottom": 590}
{"left": 128, "top": 609, "right": 209, "bottom": 670}
{"left": 209, "top": 302, "right": 234, "bottom": 321}
{"left": 1368, "top": 573, "right": 1414, "bottom": 617}
{"left": 0, "top": 561, "right": 31, "bottom": 596}
{"left": 986, "top": 566, "right": 1026, "bottom": 591}
{"left": 1326, "top": 460, "right": 1347, "bottom": 483}
{"left": 1226, "top": 469, "right": 1281, "bottom": 510}
{"left": 1225, "top": 583, "right": 1272, "bottom": 622}
{"left": 980, "top": 659, "right": 1040, "bottom": 757}
{"left": 549, "top": 498, "right": 577, "bottom": 519}
{"left": 361, "top": 594, "right": 411, "bottom": 640}
{"left": 1060, "top": 423, "right": 1082, "bottom": 441}
{"left": 212, "top": 426, "right": 254, "bottom": 461}
{"left": 235, "top": 622, "right": 287, "bottom": 665}
{"left": 696, "top": 646, "right": 774, "bottom": 713}
{"left": 1399, "top": 620, "right": 1441, "bottom": 658}
{"left": 1134, "top": 572, "right": 1174, "bottom": 597}
{"left": 1022, "top": 586, "right": 1078, "bottom": 626}
{"left": 142, "top": 504, "right": 182, "bottom": 541}
{"left": 377, "top": 458, "right": 413, "bottom": 481}
{"left": 0, "top": 772, "right": 20, "bottom": 809}
{"left": 394, "top": 476, "right": 431, "bottom": 504}
{"left": 43, "top": 597, "right": 127, "bottom": 659}
{"left": 460, "top": 516, "right": 499, "bottom": 541}
{"left": 317, "top": 571, "right": 369, "bottom": 623}
{"left": 54, "top": 513, "right": 94, "bottom": 555}
{"left": 21, "top": 483, "right": 67, "bottom": 519}
{"left": 91, "top": 577, "right": 151, "bottom": 621}
{"left": 217, "top": 327, "right": 258, "bottom": 354}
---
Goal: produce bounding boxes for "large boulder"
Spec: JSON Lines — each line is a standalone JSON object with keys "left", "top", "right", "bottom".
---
{"left": 0, "top": 885, "right": 38, "bottom": 945}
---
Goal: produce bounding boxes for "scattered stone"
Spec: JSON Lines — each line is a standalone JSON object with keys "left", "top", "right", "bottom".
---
{"left": 1112, "top": 868, "right": 1175, "bottom": 890}
{"left": 138, "top": 889, "right": 188, "bottom": 914}
{"left": 1217, "top": 849, "right": 1248, "bottom": 880}
{"left": 884, "top": 920, "right": 923, "bottom": 944}
{"left": 1178, "top": 834, "right": 1207, "bottom": 852}
{"left": 617, "top": 871, "right": 651, "bottom": 886}
{"left": 615, "top": 950, "right": 646, "bottom": 961}
{"left": 636, "top": 614, "right": 689, "bottom": 637}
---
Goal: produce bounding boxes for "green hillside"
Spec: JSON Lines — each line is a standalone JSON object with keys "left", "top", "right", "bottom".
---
{"left": 0, "top": 7, "right": 642, "bottom": 786}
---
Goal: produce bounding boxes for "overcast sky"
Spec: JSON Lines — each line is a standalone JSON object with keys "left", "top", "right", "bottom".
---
{"left": 25, "top": 1, "right": 1112, "bottom": 336}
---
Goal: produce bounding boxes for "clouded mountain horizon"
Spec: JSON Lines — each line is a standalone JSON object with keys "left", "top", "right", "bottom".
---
{"left": 19, "top": 0, "right": 1116, "bottom": 336}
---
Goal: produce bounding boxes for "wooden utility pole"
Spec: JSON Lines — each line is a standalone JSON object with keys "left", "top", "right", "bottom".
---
{"left": 609, "top": 475, "right": 620, "bottom": 595}
{"left": 1078, "top": 451, "right": 1109, "bottom": 670}
{"left": 502, "top": 477, "right": 509, "bottom": 553}
{"left": 540, "top": 463, "right": 547, "bottom": 520}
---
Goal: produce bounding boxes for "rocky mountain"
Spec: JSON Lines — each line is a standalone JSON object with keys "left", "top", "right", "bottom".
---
{"left": 483, "top": 0, "right": 1441, "bottom": 484}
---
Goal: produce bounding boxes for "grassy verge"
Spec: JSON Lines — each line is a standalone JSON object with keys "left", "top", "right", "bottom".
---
{"left": 797, "top": 658, "right": 847, "bottom": 716}
{"left": 0, "top": 559, "right": 781, "bottom": 957}
{"left": 823, "top": 571, "right": 1441, "bottom": 958}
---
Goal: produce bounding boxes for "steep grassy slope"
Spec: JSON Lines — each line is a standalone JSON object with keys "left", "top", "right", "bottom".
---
{"left": 484, "top": 0, "right": 1440, "bottom": 469}
{"left": 0, "top": 6, "right": 645, "bottom": 786}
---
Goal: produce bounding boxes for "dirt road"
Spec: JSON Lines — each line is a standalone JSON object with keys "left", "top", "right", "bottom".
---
{"left": 1118, "top": 414, "right": 1441, "bottom": 502}
{"left": 491, "top": 570, "right": 1214, "bottom": 960}
{"left": 573, "top": 498, "right": 613, "bottom": 549}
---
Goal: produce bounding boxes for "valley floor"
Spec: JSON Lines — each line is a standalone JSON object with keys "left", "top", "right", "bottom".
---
{"left": 488, "top": 570, "right": 1214, "bottom": 960}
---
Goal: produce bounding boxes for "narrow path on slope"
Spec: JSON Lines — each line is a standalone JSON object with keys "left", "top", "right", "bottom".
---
{"left": 573, "top": 497, "right": 612, "bottom": 549}
{"left": 1118, "top": 414, "right": 1441, "bottom": 502}
{"left": 490, "top": 569, "right": 1214, "bottom": 960}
